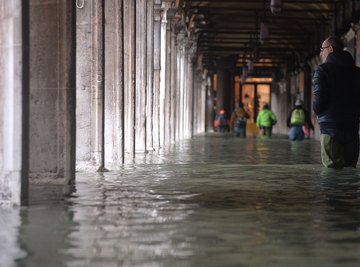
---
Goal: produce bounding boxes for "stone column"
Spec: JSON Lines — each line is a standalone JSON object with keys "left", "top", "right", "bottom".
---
{"left": 170, "top": 25, "right": 177, "bottom": 144}
{"left": 0, "top": 0, "right": 29, "bottom": 205}
{"left": 176, "top": 33, "right": 186, "bottom": 140}
{"left": 188, "top": 41, "right": 197, "bottom": 138}
{"left": 200, "top": 73, "right": 207, "bottom": 133}
{"left": 153, "top": 1, "right": 162, "bottom": 149}
{"left": 216, "top": 66, "right": 232, "bottom": 119}
{"left": 159, "top": 2, "right": 171, "bottom": 148}
{"left": 123, "top": 0, "right": 136, "bottom": 157}
{"left": 206, "top": 72, "right": 215, "bottom": 132}
{"left": 193, "top": 68, "right": 207, "bottom": 135}
{"left": 104, "top": 0, "right": 124, "bottom": 165}
{"left": 76, "top": 0, "right": 105, "bottom": 170}
{"left": 183, "top": 49, "right": 189, "bottom": 138}
{"left": 146, "top": 0, "right": 154, "bottom": 152}
{"left": 164, "top": 20, "right": 172, "bottom": 146}
{"left": 185, "top": 49, "right": 194, "bottom": 138}
{"left": 29, "top": 0, "right": 76, "bottom": 182}
{"left": 192, "top": 70, "right": 201, "bottom": 134}
{"left": 135, "top": 0, "right": 147, "bottom": 152}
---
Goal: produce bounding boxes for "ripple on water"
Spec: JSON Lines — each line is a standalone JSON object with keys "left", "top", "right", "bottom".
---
{"left": 4, "top": 136, "right": 360, "bottom": 266}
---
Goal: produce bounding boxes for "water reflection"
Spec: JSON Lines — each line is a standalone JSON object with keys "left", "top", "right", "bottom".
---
{"left": 1, "top": 135, "right": 360, "bottom": 266}
{"left": 16, "top": 199, "right": 77, "bottom": 267}
{"left": 319, "top": 169, "right": 360, "bottom": 232}
{"left": 60, "top": 173, "right": 198, "bottom": 267}
{"left": 0, "top": 207, "right": 26, "bottom": 267}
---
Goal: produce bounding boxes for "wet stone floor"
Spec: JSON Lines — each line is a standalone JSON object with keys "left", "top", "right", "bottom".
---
{"left": 1, "top": 133, "right": 360, "bottom": 267}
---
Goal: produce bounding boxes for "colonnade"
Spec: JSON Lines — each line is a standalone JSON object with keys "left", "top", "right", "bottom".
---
{"left": 3, "top": 0, "right": 360, "bottom": 206}
{"left": 0, "top": 0, "right": 209, "bottom": 205}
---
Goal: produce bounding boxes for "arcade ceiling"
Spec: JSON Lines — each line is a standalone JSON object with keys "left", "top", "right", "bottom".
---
{"left": 182, "top": 0, "right": 360, "bottom": 77}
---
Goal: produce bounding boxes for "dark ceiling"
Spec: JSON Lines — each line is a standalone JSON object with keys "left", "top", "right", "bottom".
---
{"left": 184, "top": 0, "right": 357, "bottom": 76}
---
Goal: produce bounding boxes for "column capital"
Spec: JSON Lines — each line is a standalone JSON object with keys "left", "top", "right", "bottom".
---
{"left": 171, "top": 15, "right": 184, "bottom": 34}
{"left": 161, "top": 0, "right": 173, "bottom": 10}
{"left": 186, "top": 39, "right": 197, "bottom": 53}
{"left": 154, "top": 5, "right": 162, "bottom": 22}
{"left": 176, "top": 30, "right": 186, "bottom": 47}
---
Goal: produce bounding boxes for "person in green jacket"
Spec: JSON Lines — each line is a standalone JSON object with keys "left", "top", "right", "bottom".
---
{"left": 256, "top": 103, "right": 277, "bottom": 137}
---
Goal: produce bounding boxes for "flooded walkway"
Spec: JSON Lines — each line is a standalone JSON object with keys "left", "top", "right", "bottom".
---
{"left": 1, "top": 134, "right": 360, "bottom": 267}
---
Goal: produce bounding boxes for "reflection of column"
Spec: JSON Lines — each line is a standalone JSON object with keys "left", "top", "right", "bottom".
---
{"left": 0, "top": 0, "right": 29, "bottom": 205}
{"left": 19, "top": 199, "right": 76, "bottom": 266}
{"left": 0, "top": 208, "right": 25, "bottom": 264}
{"left": 60, "top": 173, "right": 193, "bottom": 265}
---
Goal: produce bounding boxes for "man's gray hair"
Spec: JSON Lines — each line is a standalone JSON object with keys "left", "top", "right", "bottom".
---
{"left": 326, "top": 36, "right": 344, "bottom": 51}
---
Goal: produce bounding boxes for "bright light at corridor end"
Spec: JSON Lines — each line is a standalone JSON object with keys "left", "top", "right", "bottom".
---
{"left": 235, "top": 76, "right": 272, "bottom": 83}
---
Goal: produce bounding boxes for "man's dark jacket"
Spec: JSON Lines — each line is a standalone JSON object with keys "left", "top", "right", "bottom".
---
{"left": 313, "top": 51, "right": 360, "bottom": 132}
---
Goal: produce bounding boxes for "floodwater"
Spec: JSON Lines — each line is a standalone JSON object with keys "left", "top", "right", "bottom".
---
{"left": 1, "top": 134, "right": 360, "bottom": 267}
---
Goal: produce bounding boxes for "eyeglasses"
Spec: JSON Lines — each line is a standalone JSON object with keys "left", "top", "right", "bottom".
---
{"left": 320, "top": 46, "right": 330, "bottom": 51}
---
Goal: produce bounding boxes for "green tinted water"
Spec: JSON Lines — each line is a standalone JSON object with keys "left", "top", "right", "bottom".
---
{"left": 2, "top": 134, "right": 360, "bottom": 267}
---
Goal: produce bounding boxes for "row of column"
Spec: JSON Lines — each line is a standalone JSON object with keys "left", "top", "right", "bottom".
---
{"left": 0, "top": 0, "right": 208, "bottom": 205}
{"left": 75, "top": 0, "right": 207, "bottom": 170}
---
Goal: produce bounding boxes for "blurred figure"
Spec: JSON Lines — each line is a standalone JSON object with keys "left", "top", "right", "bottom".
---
{"left": 230, "top": 102, "right": 249, "bottom": 137}
{"left": 256, "top": 103, "right": 277, "bottom": 137}
{"left": 215, "top": 109, "right": 228, "bottom": 133}
{"left": 287, "top": 99, "right": 314, "bottom": 141}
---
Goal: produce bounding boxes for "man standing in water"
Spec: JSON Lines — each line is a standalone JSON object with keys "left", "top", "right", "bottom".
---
{"left": 313, "top": 36, "right": 360, "bottom": 168}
